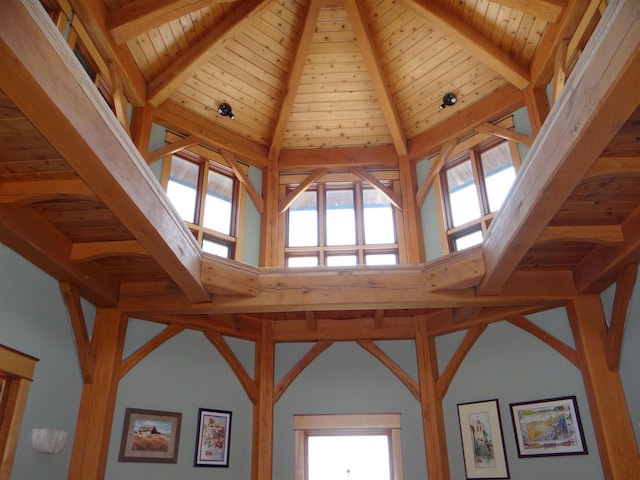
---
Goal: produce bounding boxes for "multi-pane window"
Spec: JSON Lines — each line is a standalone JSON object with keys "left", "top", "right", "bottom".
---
{"left": 163, "top": 145, "right": 239, "bottom": 259}
{"left": 284, "top": 179, "right": 400, "bottom": 267}
{"left": 440, "top": 138, "right": 518, "bottom": 252}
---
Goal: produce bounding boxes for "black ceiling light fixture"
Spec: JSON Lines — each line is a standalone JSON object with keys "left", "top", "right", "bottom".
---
{"left": 439, "top": 93, "right": 457, "bottom": 110}
{"left": 217, "top": 102, "right": 235, "bottom": 120}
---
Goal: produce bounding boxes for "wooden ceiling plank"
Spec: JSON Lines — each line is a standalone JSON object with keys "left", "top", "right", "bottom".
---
{"left": 488, "top": 0, "right": 566, "bottom": 23}
{"left": 345, "top": 0, "right": 407, "bottom": 157}
{"left": 407, "top": 84, "right": 524, "bottom": 162}
{"left": 279, "top": 168, "right": 329, "bottom": 214}
{"left": 108, "top": 0, "right": 234, "bottom": 45}
{"left": 220, "top": 149, "right": 264, "bottom": 214}
{"left": 399, "top": 0, "right": 530, "bottom": 89}
{"left": 480, "top": 0, "right": 640, "bottom": 295}
{"left": 0, "top": 204, "right": 119, "bottom": 306}
{"left": 349, "top": 167, "right": 403, "bottom": 210}
{"left": 65, "top": 0, "right": 147, "bottom": 105}
{"left": 474, "top": 122, "right": 533, "bottom": 146}
{"left": 416, "top": 140, "right": 456, "bottom": 207}
{"left": 268, "top": 0, "right": 323, "bottom": 162}
{"left": 0, "top": 0, "right": 210, "bottom": 303}
{"left": 147, "top": 0, "right": 274, "bottom": 107}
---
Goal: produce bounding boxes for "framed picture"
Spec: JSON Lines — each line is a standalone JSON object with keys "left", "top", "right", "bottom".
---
{"left": 194, "top": 408, "right": 232, "bottom": 467}
{"left": 457, "top": 399, "right": 510, "bottom": 479}
{"left": 509, "top": 395, "right": 587, "bottom": 457}
{"left": 118, "top": 408, "right": 182, "bottom": 463}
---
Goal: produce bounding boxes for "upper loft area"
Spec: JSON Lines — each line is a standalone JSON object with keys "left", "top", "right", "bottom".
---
{"left": 0, "top": 0, "right": 639, "bottom": 336}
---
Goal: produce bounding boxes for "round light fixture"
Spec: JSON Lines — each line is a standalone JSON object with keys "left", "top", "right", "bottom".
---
{"left": 439, "top": 93, "right": 457, "bottom": 110}
{"left": 217, "top": 102, "right": 235, "bottom": 120}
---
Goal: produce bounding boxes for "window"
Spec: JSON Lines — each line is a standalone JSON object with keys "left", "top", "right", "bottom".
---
{"left": 439, "top": 136, "right": 519, "bottom": 252}
{"left": 161, "top": 137, "right": 241, "bottom": 259}
{"left": 0, "top": 345, "right": 38, "bottom": 479}
{"left": 294, "top": 414, "right": 403, "bottom": 480}
{"left": 283, "top": 174, "right": 402, "bottom": 267}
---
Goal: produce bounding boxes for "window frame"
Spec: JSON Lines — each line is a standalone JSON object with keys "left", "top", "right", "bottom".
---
{"left": 279, "top": 170, "right": 406, "bottom": 267}
{"left": 160, "top": 134, "right": 244, "bottom": 260}
{"left": 294, "top": 413, "right": 403, "bottom": 480}
{"left": 435, "top": 118, "right": 521, "bottom": 253}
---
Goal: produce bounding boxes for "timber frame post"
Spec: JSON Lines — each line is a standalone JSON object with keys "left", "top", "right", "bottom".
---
{"left": 566, "top": 296, "right": 640, "bottom": 479}
{"left": 415, "top": 316, "right": 450, "bottom": 480}
{"left": 252, "top": 320, "right": 275, "bottom": 480}
{"left": 67, "top": 308, "right": 127, "bottom": 480}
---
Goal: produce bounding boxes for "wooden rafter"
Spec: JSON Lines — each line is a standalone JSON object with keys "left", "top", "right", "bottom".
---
{"left": 480, "top": 0, "right": 640, "bottom": 295}
{"left": 60, "top": 281, "right": 95, "bottom": 383}
{"left": 279, "top": 168, "right": 329, "bottom": 215}
{"left": 108, "top": 0, "right": 233, "bottom": 45}
{"left": 118, "top": 324, "right": 187, "bottom": 379}
{"left": 273, "top": 341, "right": 332, "bottom": 403}
{"left": 268, "top": 0, "right": 322, "bottom": 162}
{"left": 399, "top": 0, "right": 530, "bottom": 89}
{"left": 147, "top": 0, "right": 273, "bottom": 107}
{"left": 107, "top": 63, "right": 130, "bottom": 136}
{"left": 603, "top": 264, "right": 638, "bottom": 370}
{"left": 345, "top": 0, "right": 407, "bottom": 157}
{"left": 349, "top": 167, "right": 402, "bottom": 210}
{"left": 507, "top": 315, "right": 578, "bottom": 367}
{"left": 416, "top": 140, "right": 456, "bottom": 207}
{"left": 204, "top": 330, "right": 258, "bottom": 403}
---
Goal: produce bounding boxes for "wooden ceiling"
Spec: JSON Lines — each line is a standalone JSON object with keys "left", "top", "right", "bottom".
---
{"left": 0, "top": 0, "right": 639, "bottom": 339}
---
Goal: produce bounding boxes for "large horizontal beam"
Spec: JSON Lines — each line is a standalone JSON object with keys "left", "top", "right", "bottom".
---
{"left": 480, "top": 0, "right": 640, "bottom": 295}
{"left": 0, "top": 0, "right": 210, "bottom": 303}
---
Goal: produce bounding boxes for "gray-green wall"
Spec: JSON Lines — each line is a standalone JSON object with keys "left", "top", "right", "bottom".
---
{"left": 3, "top": 241, "right": 640, "bottom": 479}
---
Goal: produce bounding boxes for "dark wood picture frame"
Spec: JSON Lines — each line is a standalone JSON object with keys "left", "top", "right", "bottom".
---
{"left": 118, "top": 407, "right": 182, "bottom": 463}
{"left": 194, "top": 408, "right": 232, "bottom": 467}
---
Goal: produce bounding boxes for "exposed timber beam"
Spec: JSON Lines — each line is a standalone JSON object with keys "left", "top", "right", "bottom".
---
{"left": 407, "top": 84, "right": 524, "bottom": 162}
{"left": 279, "top": 168, "right": 329, "bottom": 214}
{"left": 0, "top": 178, "right": 97, "bottom": 205}
{"left": 70, "top": 240, "right": 149, "bottom": 261}
{"left": 474, "top": 122, "right": 533, "bottom": 147}
{"left": 535, "top": 225, "right": 624, "bottom": 247}
{"left": 108, "top": 0, "right": 235, "bottom": 45}
{"left": 480, "top": 0, "right": 640, "bottom": 295}
{"left": 268, "top": 0, "right": 322, "bottom": 162}
{"left": 60, "top": 281, "right": 95, "bottom": 383}
{"left": 603, "top": 264, "right": 637, "bottom": 370}
{"left": 220, "top": 149, "right": 264, "bottom": 214}
{"left": 148, "top": 0, "right": 273, "bottom": 107}
{"left": 146, "top": 135, "right": 199, "bottom": 164}
{"left": 416, "top": 140, "right": 456, "bottom": 207}
{"left": 399, "top": 0, "right": 530, "bottom": 89}
{"left": 279, "top": 145, "right": 399, "bottom": 170}
{"left": 350, "top": 167, "right": 402, "bottom": 210}
{"left": 345, "top": 0, "right": 407, "bottom": 157}
{"left": 0, "top": 0, "right": 211, "bottom": 303}
{"left": 66, "top": 0, "right": 147, "bottom": 105}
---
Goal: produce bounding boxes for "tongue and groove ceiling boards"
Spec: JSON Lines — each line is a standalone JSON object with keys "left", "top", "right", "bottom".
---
{"left": 104, "top": 0, "right": 550, "bottom": 159}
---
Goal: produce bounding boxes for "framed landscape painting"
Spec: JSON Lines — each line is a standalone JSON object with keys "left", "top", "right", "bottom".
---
{"left": 510, "top": 396, "right": 587, "bottom": 457}
{"left": 457, "top": 399, "right": 510, "bottom": 479}
{"left": 118, "top": 408, "right": 182, "bottom": 463}
{"left": 194, "top": 408, "right": 232, "bottom": 467}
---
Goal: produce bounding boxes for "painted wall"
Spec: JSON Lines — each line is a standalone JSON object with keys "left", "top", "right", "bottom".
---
{"left": 2, "top": 239, "right": 640, "bottom": 479}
